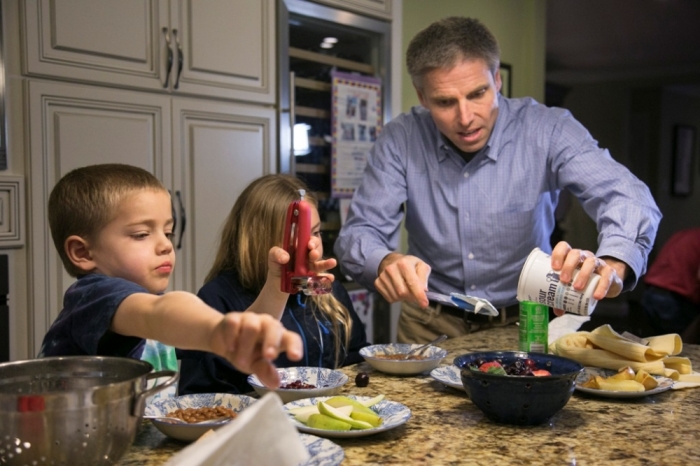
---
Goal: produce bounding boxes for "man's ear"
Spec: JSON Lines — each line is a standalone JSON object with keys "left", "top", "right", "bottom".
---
{"left": 415, "top": 85, "right": 427, "bottom": 107}
{"left": 494, "top": 68, "right": 503, "bottom": 93}
{"left": 64, "top": 235, "right": 96, "bottom": 273}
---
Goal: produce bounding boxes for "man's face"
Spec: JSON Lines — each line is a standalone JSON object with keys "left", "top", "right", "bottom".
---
{"left": 87, "top": 190, "right": 176, "bottom": 294}
{"left": 416, "top": 58, "right": 502, "bottom": 154}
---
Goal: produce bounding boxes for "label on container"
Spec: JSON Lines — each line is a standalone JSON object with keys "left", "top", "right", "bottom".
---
{"left": 519, "top": 301, "right": 549, "bottom": 353}
{"left": 517, "top": 247, "right": 599, "bottom": 316}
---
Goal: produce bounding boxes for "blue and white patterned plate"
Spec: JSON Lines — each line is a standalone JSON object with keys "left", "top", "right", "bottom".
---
{"left": 145, "top": 393, "right": 256, "bottom": 442}
{"left": 298, "top": 434, "right": 344, "bottom": 466}
{"left": 248, "top": 367, "right": 349, "bottom": 404}
{"left": 575, "top": 367, "right": 674, "bottom": 398}
{"left": 430, "top": 365, "right": 465, "bottom": 391}
{"left": 284, "top": 395, "right": 411, "bottom": 438}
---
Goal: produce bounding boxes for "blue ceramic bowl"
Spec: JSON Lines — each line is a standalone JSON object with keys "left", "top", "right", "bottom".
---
{"left": 453, "top": 351, "right": 583, "bottom": 425}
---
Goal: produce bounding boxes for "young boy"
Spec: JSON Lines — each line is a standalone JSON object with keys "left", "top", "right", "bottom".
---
{"left": 39, "top": 164, "right": 320, "bottom": 389}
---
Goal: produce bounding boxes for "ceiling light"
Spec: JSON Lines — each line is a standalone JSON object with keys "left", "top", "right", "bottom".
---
{"left": 323, "top": 37, "right": 338, "bottom": 44}
{"left": 320, "top": 42, "right": 333, "bottom": 49}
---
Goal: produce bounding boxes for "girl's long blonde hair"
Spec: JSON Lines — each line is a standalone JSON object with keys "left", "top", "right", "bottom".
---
{"left": 206, "top": 174, "right": 353, "bottom": 367}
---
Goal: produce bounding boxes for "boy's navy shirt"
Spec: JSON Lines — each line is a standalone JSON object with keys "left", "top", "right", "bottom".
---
{"left": 39, "top": 274, "right": 147, "bottom": 358}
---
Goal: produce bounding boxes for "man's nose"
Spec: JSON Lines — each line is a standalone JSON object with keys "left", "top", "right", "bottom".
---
{"left": 457, "top": 100, "right": 473, "bottom": 126}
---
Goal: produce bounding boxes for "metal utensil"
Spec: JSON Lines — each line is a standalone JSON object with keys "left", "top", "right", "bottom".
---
{"left": 145, "top": 415, "right": 233, "bottom": 425}
{"left": 425, "top": 291, "right": 499, "bottom": 316}
{"left": 403, "top": 334, "right": 448, "bottom": 360}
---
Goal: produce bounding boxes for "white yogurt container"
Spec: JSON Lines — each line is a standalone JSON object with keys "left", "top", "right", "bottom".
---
{"left": 517, "top": 248, "right": 599, "bottom": 316}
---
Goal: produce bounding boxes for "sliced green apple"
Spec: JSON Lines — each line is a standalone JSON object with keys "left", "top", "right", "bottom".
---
{"left": 324, "top": 396, "right": 378, "bottom": 416}
{"left": 358, "top": 394, "right": 385, "bottom": 408}
{"left": 350, "top": 410, "right": 382, "bottom": 427}
{"left": 318, "top": 401, "right": 373, "bottom": 430}
{"left": 306, "top": 413, "right": 352, "bottom": 431}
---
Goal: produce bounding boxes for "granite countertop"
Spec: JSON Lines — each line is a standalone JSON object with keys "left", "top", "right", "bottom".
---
{"left": 119, "top": 324, "right": 700, "bottom": 465}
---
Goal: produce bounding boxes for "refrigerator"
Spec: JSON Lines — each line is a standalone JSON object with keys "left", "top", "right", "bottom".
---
{"left": 277, "top": 0, "right": 393, "bottom": 343}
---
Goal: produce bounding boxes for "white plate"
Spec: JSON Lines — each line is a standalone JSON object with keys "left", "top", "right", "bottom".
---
{"left": 284, "top": 395, "right": 411, "bottom": 438}
{"left": 575, "top": 367, "right": 674, "bottom": 398}
{"left": 298, "top": 434, "right": 344, "bottom": 466}
{"left": 430, "top": 365, "right": 465, "bottom": 391}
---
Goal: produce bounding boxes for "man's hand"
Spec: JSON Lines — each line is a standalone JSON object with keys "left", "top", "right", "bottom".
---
{"left": 550, "top": 241, "right": 627, "bottom": 316}
{"left": 374, "top": 253, "right": 432, "bottom": 307}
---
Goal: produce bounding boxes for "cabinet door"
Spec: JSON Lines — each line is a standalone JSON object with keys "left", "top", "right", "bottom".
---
{"left": 170, "top": 0, "right": 276, "bottom": 104}
{"left": 22, "top": 0, "right": 276, "bottom": 104}
{"left": 27, "top": 80, "right": 172, "bottom": 352}
{"left": 170, "top": 98, "right": 276, "bottom": 293}
{"left": 22, "top": 0, "right": 170, "bottom": 91}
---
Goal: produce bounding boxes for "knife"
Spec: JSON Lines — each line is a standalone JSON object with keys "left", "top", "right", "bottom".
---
{"left": 425, "top": 291, "right": 500, "bottom": 316}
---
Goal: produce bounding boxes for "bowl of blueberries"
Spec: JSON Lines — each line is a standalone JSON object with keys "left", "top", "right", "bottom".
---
{"left": 247, "top": 366, "right": 348, "bottom": 403}
{"left": 453, "top": 351, "right": 584, "bottom": 425}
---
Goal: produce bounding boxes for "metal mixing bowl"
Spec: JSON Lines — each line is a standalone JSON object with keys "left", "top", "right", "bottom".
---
{"left": 0, "top": 356, "right": 178, "bottom": 465}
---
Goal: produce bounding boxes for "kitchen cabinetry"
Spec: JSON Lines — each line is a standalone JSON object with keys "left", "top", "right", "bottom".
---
{"left": 22, "top": 0, "right": 275, "bottom": 104}
{"left": 26, "top": 80, "right": 275, "bottom": 347}
{"left": 309, "top": 0, "right": 392, "bottom": 20}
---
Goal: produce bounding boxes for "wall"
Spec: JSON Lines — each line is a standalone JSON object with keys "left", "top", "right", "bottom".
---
{"left": 401, "top": 0, "right": 547, "bottom": 110}
{"left": 656, "top": 88, "right": 700, "bottom": 246}
{"left": 558, "top": 83, "right": 700, "bottom": 267}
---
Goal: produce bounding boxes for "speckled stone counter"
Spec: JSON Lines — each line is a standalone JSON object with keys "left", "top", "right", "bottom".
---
{"left": 119, "top": 324, "right": 700, "bottom": 465}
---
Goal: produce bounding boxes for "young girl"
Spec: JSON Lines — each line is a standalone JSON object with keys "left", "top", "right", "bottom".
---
{"left": 178, "top": 174, "right": 369, "bottom": 394}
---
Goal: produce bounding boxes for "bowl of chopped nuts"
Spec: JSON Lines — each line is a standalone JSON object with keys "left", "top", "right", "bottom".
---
{"left": 145, "top": 393, "right": 255, "bottom": 442}
{"left": 247, "top": 367, "right": 349, "bottom": 403}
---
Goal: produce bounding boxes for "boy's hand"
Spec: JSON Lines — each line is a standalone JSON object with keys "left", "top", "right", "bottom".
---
{"left": 213, "top": 312, "right": 303, "bottom": 388}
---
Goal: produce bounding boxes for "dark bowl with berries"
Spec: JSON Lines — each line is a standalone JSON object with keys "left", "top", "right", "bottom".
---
{"left": 247, "top": 367, "right": 348, "bottom": 403}
{"left": 453, "top": 351, "right": 584, "bottom": 425}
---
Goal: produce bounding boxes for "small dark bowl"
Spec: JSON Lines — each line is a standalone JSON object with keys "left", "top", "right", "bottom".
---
{"left": 453, "top": 351, "right": 584, "bottom": 425}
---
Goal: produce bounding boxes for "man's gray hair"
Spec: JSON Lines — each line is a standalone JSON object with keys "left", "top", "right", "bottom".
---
{"left": 406, "top": 17, "right": 500, "bottom": 90}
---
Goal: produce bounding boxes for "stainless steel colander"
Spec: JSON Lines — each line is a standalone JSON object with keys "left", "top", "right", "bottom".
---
{"left": 0, "top": 356, "right": 178, "bottom": 465}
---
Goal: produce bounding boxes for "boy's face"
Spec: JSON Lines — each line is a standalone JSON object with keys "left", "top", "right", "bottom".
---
{"left": 88, "top": 190, "right": 175, "bottom": 294}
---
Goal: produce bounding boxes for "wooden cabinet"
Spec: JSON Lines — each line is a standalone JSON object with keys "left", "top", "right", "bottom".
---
{"left": 27, "top": 80, "right": 275, "bottom": 345}
{"left": 22, "top": 0, "right": 275, "bottom": 104}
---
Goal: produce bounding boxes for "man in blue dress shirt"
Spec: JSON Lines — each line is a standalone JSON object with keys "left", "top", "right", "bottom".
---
{"left": 334, "top": 17, "right": 661, "bottom": 343}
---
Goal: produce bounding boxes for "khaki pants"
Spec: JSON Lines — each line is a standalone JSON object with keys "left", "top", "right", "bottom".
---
{"left": 397, "top": 301, "right": 471, "bottom": 344}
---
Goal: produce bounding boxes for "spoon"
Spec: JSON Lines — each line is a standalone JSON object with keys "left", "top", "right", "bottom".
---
{"left": 144, "top": 415, "right": 232, "bottom": 425}
{"left": 402, "top": 334, "right": 448, "bottom": 360}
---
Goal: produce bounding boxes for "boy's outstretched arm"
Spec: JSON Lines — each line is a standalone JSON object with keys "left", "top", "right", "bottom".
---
{"left": 111, "top": 291, "right": 303, "bottom": 388}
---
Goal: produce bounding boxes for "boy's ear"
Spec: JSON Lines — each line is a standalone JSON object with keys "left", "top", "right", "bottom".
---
{"left": 64, "top": 235, "right": 96, "bottom": 273}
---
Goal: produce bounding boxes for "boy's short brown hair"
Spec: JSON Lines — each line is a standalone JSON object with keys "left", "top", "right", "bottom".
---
{"left": 48, "top": 164, "right": 168, "bottom": 277}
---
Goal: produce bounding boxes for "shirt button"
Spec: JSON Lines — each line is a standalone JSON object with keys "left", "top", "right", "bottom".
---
{"left": 463, "top": 172, "right": 469, "bottom": 178}
{"left": 470, "top": 285, "right": 476, "bottom": 290}
{"left": 468, "top": 253, "right": 474, "bottom": 260}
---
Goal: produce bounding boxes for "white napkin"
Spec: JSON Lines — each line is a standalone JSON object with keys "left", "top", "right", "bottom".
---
{"left": 548, "top": 314, "right": 590, "bottom": 345}
{"left": 164, "top": 392, "right": 310, "bottom": 466}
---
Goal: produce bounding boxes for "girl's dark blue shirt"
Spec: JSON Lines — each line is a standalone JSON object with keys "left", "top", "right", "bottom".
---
{"left": 177, "top": 271, "right": 369, "bottom": 394}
